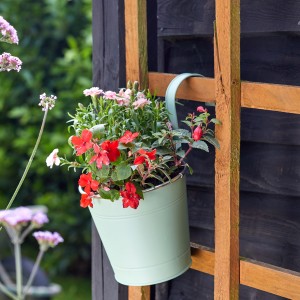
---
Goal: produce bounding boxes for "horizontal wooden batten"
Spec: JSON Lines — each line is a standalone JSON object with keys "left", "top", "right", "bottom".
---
{"left": 148, "top": 72, "right": 300, "bottom": 115}
{"left": 190, "top": 244, "right": 300, "bottom": 299}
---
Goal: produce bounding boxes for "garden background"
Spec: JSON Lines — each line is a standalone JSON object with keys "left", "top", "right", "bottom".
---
{"left": 0, "top": 0, "right": 92, "bottom": 298}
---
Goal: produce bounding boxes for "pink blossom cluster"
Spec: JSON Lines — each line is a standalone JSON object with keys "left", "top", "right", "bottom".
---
{"left": 38, "top": 93, "right": 57, "bottom": 111}
{"left": 0, "top": 52, "right": 22, "bottom": 72}
{"left": 0, "top": 16, "right": 19, "bottom": 44}
{"left": 33, "top": 231, "right": 64, "bottom": 249}
{"left": 0, "top": 207, "right": 48, "bottom": 228}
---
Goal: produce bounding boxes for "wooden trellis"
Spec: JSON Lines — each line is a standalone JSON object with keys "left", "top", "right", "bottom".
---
{"left": 123, "top": 0, "right": 300, "bottom": 299}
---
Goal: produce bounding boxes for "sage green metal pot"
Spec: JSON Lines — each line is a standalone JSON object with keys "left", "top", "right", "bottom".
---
{"left": 89, "top": 173, "right": 191, "bottom": 286}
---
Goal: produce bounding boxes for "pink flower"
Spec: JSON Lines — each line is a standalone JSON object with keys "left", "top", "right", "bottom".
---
{"left": 116, "top": 88, "right": 131, "bottom": 106}
{"left": 83, "top": 87, "right": 103, "bottom": 97}
{"left": 38, "top": 93, "right": 57, "bottom": 111}
{"left": 0, "top": 52, "right": 22, "bottom": 72}
{"left": 32, "top": 212, "right": 49, "bottom": 227}
{"left": 104, "top": 91, "right": 117, "bottom": 100}
{"left": 192, "top": 126, "right": 203, "bottom": 141}
{"left": 0, "top": 16, "right": 19, "bottom": 44}
{"left": 132, "top": 96, "right": 151, "bottom": 109}
{"left": 0, "top": 207, "right": 32, "bottom": 228}
{"left": 197, "top": 106, "right": 207, "bottom": 113}
{"left": 46, "top": 149, "right": 60, "bottom": 168}
{"left": 89, "top": 144, "right": 110, "bottom": 169}
{"left": 33, "top": 231, "right": 64, "bottom": 249}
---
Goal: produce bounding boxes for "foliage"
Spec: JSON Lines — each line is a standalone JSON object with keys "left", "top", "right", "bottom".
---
{"left": 55, "top": 82, "right": 220, "bottom": 210}
{"left": 0, "top": 0, "right": 92, "bottom": 275}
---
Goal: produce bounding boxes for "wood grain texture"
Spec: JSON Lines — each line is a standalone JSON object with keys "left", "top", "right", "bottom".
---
{"left": 149, "top": 72, "right": 300, "bottom": 114}
{"left": 214, "top": 0, "right": 241, "bottom": 298}
{"left": 125, "top": 0, "right": 148, "bottom": 88}
{"left": 190, "top": 243, "right": 300, "bottom": 299}
{"left": 128, "top": 286, "right": 150, "bottom": 300}
{"left": 157, "top": 0, "right": 300, "bottom": 37}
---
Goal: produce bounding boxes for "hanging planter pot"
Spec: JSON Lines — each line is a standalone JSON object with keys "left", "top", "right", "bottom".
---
{"left": 88, "top": 171, "right": 190, "bottom": 286}
{"left": 57, "top": 72, "right": 219, "bottom": 286}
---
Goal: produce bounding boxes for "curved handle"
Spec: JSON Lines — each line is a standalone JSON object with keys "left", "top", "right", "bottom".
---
{"left": 165, "top": 73, "right": 204, "bottom": 129}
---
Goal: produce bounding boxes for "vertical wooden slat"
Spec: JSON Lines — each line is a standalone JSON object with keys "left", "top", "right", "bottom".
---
{"left": 214, "top": 0, "right": 241, "bottom": 299}
{"left": 125, "top": 0, "right": 148, "bottom": 89}
{"left": 125, "top": 0, "right": 150, "bottom": 299}
{"left": 128, "top": 286, "right": 150, "bottom": 300}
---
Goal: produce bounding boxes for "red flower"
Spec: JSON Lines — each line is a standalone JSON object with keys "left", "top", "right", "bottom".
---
{"left": 78, "top": 173, "right": 99, "bottom": 191}
{"left": 120, "top": 182, "right": 141, "bottom": 209}
{"left": 89, "top": 144, "right": 110, "bottom": 169}
{"left": 134, "top": 149, "right": 156, "bottom": 166}
{"left": 192, "top": 126, "right": 203, "bottom": 141}
{"left": 119, "top": 130, "right": 139, "bottom": 144}
{"left": 101, "top": 140, "right": 120, "bottom": 162}
{"left": 80, "top": 187, "right": 94, "bottom": 208}
{"left": 197, "top": 106, "right": 207, "bottom": 113}
{"left": 71, "top": 129, "right": 93, "bottom": 155}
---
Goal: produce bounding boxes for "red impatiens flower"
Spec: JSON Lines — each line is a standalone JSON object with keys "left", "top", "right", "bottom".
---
{"left": 89, "top": 144, "right": 110, "bottom": 169}
{"left": 192, "top": 126, "right": 203, "bottom": 141}
{"left": 134, "top": 149, "right": 156, "bottom": 166}
{"left": 120, "top": 182, "right": 141, "bottom": 209}
{"left": 101, "top": 140, "right": 120, "bottom": 162}
{"left": 119, "top": 130, "right": 139, "bottom": 144}
{"left": 71, "top": 129, "right": 93, "bottom": 156}
{"left": 80, "top": 187, "right": 94, "bottom": 208}
{"left": 78, "top": 173, "right": 99, "bottom": 191}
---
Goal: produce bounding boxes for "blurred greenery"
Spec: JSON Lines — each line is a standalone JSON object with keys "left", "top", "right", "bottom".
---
{"left": 0, "top": 0, "right": 93, "bottom": 276}
{"left": 53, "top": 275, "right": 91, "bottom": 300}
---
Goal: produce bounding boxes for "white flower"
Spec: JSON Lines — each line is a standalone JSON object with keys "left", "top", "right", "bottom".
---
{"left": 46, "top": 149, "right": 60, "bottom": 168}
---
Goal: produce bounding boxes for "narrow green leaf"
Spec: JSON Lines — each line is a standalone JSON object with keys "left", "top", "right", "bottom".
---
{"left": 210, "top": 118, "right": 222, "bottom": 125}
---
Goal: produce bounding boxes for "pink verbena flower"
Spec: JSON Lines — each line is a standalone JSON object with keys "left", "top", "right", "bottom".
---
{"left": 104, "top": 91, "right": 117, "bottom": 100}
{"left": 31, "top": 212, "right": 49, "bottom": 228}
{"left": 83, "top": 87, "right": 103, "bottom": 97}
{"left": 33, "top": 231, "right": 64, "bottom": 250}
{"left": 0, "top": 52, "right": 22, "bottom": 72}
{"left": 0, "top": 16, "right": 19, "bottom": 44}
{"left": 38, "top": 93, "right": 57, "bottom": 111}
{"left": 46, "top": 149, "right": 60, "bottom": 168}
{"left": 0, "top": 207, "right": 32, "bottom": 227}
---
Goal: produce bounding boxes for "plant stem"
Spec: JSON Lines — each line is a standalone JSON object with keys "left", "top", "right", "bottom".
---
{"left": 0, "top": 260, "right": 14, "bottom": 286}
{"left": 5, "top": 107, "right": 49, "bottom": 211}
{"left": 0, "top": 282, "right": 18, "bottom": 300}
{"left": 14, "top": 240, "right": 22, "bottom": 299}
{"left": 22, "top": 249, "right": 45, "bottom": 299}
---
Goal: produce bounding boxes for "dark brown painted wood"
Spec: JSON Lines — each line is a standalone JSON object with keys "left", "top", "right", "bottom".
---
{"left": 92, "top": 0, "right": 127, "bottom": 299}
{"left": 157, "top": 0, "right": 300, "bottom": 37}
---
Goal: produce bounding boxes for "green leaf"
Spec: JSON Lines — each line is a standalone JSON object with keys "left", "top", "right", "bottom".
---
{"left": 203, "top": 135, "right": 220, "bottom": 149}
{"left": 210, "top": 118, "right": 222, "bottom": 125}
{"left": 100, "top": 189, "right": 120, "bottom": 201}
{"left": 176, "top": 149, "right": 186, "bottom": 158}
{"left": 192, "top": 140, "right": 209, "bottom": 152}
{"left": 95, "top": 165, "right": 110, "bottom": 179}
{"left": 111, "top": 163, "right": 132, "bottom": 181}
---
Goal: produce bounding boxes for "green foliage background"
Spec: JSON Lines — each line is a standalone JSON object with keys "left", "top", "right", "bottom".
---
{"left": 0, "top": 0, "right": 93, "bottom": 275}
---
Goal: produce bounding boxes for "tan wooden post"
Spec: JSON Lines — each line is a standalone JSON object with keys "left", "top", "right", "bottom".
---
{"left": 125, "top": 0, "right": 148, "bottom": 89}
{"left": 125, "top": 0, "right": 150, "bottom": 299}
{"left": 214, "top": 0, "right": 241, "bottom": 299}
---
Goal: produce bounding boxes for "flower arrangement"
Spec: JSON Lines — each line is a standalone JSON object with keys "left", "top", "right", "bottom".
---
{"left": 0, "top": 207, "right": 63, "bottom": 300}
{"left": 50, "top": 81, "right": 220, "bottom": 209}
